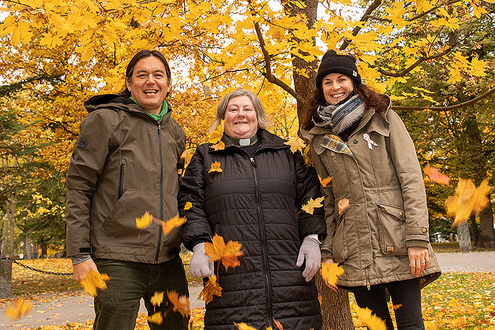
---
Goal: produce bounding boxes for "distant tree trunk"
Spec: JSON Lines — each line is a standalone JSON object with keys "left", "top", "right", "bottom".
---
{"left": 8, "top": 196, "right": 16, "bottom": 259}
{"left": 315, "top": 272, "right": 354, "bottom": 329}
{"left": 478, "top": 202, "right": 495, "bottom": 248}
{"left": 457, "top": 221, "right": 472, "bottom": 252}
{"left": 40, "top": 246, "right": 48, "bottom": 259}
{"left": 470, "top": 217, "right": 479, "bottom": 246}
{"left": 24, "top": 234, "right": 34, "bottom": 259}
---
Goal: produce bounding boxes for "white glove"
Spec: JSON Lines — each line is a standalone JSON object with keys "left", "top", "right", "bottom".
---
{"left": 189, "top": 242, "right": 215, "bottom": 278}
{"left": 296, "top": 236, "right": 321, "bottom": 282}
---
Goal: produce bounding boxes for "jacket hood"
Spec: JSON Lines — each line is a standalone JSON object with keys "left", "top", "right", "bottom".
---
{"left": 83, "top": 94, "right": 136, "bottom": 113}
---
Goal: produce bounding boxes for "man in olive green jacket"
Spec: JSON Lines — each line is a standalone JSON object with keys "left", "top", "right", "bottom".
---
{"left": 65, "top": 50, "right": 188, "bottom": 330}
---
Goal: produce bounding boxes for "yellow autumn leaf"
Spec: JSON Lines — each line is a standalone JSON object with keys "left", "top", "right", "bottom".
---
{"left": 211, "top": 141, "right": 226, "bottom": 151}
{"left": 199, "top": 276, "right": 222, "bottom": 304}
{"left": 321, "top": 262, "right": 344, "bottom": 287}
{"left": 136, "top": 211, "right": 153, "bottom": 229}
{"left": 285, "top": 138, "right": 306, "bottom": 153}
{"left": 204, "top": 234, "right": 244, "bottom": 271}
{"left": 209, "top": 161, "right": 223, "bottom": 173}
{"left": 353, "top": 304, "right": 387, "bottom": 330}
{"left": 445, "top": 178, "right": 491, "bottom": 228}
{"left": 146, "top": 312, "right": 163, "bottom": 325}
{"left": 161, "top": 213, "right": 186, "bottom": 236}
{"left": 6, "top": 298, "right": 33, "bottom": 320}
{"left": 167, "top": 291, "right": 190, "bottom": 317}
{"left": 301, "top": 197, "right": 324, "bottom": 215}
{"left": 318, "top": 175, "right": 332, "bottom": 188}
{"left": 180, "top": 149, "right": 193, "bottom": 165}
{"left": 338, "top": 198, "right": 350, "bottom": 215}
{"left": 150, "top": 291, "right": 164, "bottom": 307}
{"left": 209, "top": 122, "right": 224, "bottom": 144}
{"left": 235, "top": 322, "right": 258, "bottom": 330}
{"left": 184, "top": 201, "right": 193, "bottom": 210}
{"left": 80, "top": 270, "right": 111, "bottom": 297}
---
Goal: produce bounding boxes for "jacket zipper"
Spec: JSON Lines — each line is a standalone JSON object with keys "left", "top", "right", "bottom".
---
{"left": 250, "top": 156, "right": 273, "bottom": 328}
{"left": 154, "top": 123, "right": 164, "bottom": 263}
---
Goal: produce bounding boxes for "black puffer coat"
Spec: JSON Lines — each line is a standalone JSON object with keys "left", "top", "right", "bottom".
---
{"left": 179, "top": 129, "right": 326, "bottom": 330}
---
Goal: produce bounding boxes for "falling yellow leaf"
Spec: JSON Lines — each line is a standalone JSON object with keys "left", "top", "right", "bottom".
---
{"left": 136, "top": 211, "right": 153, "bottom": 229}
{"left": 285, "top": 138, "right": 306, "bottom": 153}
{"left": 235, "top": 323, "right": 258, "bottom": 330}
{"left": 353, "top": 304, "right": 387, "bottom": 330}
{"left": 273, "top": 318, "right": 284, "bottom": 329}
{"left": 150, "top": 291, "right": 164, "bottom": 307}
{"left": 301, "top": 197, "right": 324, "bottom": 215}
{"left": 167, "top": 291, "right": 190, "bottom": 317}
{"left": 321, "top": 262, "right": 344, "bottom": 287}
{"left": 6, "top": 298, "right": 33, "bottom": 320}
{"left": 209, "top": 122, "right": 224, "bottom": 144}
{"left": 338, "top": 198, "right": 350, "bottom": 215}
{"left": 303, "top": 144, "right": 312, "bottom": 166}
{"left": 199, "top": 276, "right": 222, "bottom": 304}
{"left": 146, "top": 312, "right": 163, "bottom": 325}
{"left": 423, "top": 163, "right": 450, "bottom": 185}
{"left": 445, "top": 178, "right": 491, "bottom": 228}
{"left": 211, "top": 141, "right": 226, "bottom": 151}
{"left": 80, "top": 270, "right": 111, "bottom": 297}
{"left": 319, "top": 175, "right": 332, "bottom": 188}
{"left": 184, "top": 201, "right": 193, "bottom": 210}
{"left": 209, "top": 161, "right": 223, "bottom": 173}
{"left": 204, "top": 234, "right": 244, "bottom": 271}
{"left": 392, "top": 304, "right": 403, "bottom": 311}
{"left": 161, "top": 213, "right": 186, "bottom": 236}
{"left": 180, "top": 149, "right": 193, "bottom": 165}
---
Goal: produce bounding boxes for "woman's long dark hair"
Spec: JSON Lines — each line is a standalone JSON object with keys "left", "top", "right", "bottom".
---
{"left": 299, "top": 82, "right": 389, "bottom": 132}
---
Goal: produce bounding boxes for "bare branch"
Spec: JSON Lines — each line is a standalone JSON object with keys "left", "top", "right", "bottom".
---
{"left": 393, "top": 87, "right": 495, "bottom": 111}
{"left": 340, "top": 0, "right": 383, "bottom": 50}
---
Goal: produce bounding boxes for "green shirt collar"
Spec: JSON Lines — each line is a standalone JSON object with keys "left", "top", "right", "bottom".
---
{"left": 129, "top": 97, "right": 169, "bottom": 121}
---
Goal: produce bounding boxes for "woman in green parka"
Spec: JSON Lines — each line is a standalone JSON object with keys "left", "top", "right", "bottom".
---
{"left": 299, "top": 50, "right": 441, "bottom": 330}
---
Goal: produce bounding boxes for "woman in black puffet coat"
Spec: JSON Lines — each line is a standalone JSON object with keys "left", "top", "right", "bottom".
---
{"left": 179, "top": 88, "right": 327, "bottom": 330}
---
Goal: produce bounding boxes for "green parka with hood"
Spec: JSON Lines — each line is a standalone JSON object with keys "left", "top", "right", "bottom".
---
{"left": 302, "top": 97, "right": 441, "bottom": 288}
{"left": 65, "top": 94, "right": 186, "bottom": 264}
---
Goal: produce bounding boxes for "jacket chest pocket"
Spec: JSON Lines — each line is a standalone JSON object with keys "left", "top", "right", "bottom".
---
{"left": 376, "top": 203, "right": 407, "bottom": 255}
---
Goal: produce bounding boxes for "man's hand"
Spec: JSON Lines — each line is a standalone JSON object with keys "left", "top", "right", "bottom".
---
{"left": 73, "top": 258, "right": 99, "bottom": 283}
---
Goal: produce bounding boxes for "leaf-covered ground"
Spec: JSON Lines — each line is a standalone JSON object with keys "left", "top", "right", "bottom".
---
{"left": 2, "top": 258, "right": 494, "bottom": 329}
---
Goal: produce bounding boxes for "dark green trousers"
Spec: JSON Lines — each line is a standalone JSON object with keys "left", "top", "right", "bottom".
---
{"left": 94, "top": 255, "right": 189, "bottom": 330}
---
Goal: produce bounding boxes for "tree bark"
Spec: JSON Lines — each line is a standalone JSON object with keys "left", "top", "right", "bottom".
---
{"left": 457, "top": 221, "right": 472, "bottom": 252}
{"left": 315, "top": 272, "right": 355, "bottom": 329}
{"left": 478, "top": 202, "right": 495, "bottom": 248}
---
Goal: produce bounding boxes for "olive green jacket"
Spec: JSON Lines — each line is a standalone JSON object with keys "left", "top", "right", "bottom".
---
{"left": 65, "top": 94, "right": 186, "bottom": 264}
{"left": 302, "top": 98, "right": 441, "bottom": 288}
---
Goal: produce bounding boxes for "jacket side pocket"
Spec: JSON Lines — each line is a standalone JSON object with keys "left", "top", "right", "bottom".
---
{"left": 332, "top": 213, "right": 348, "bottom": 263}
{"left": 376, "top": 203, "right": 407, "bottom": 255}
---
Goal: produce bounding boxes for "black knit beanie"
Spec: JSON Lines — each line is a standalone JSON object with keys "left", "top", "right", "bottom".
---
{"left": 315, "top": 50, "right": 361, "bottom": 88}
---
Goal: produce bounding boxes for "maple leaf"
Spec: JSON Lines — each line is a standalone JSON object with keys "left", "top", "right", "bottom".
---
{"left": 318, "top": 175, "right": 332, "bottom": 188}
{"left": 338, "top": 198, "right": 350, "bottom": 215}
{"left": 321, "top": 262, "right": 344, "bottom": 287}
{"left": 301, "top": 197, "right": 324, "bottom": 215}
{"left": 6, "top": 298, "right": 33, "bottom": 320}
{"left": 150, "top": 291, "right": 164, "bottom": 307}
{"left": 273, "top": 318, "right": 284, "bottom": 329}
{"left": 423, "top": 164, "right": 450, "bottom": 185}
{"left": 211, "top": 141, "right": 226, "bottom": 151}
{"left": 136, "top": 211, "right": 153, "bottom": 229}
{"left": 161, "top": 213, "right": 186, "bottom": 236}
{"left": 303, "top": 144, "right": 312, "bottom": 167}
{"left": 234, "top": 323, "right": 258, "bottom": 330}
{"left": 180, "top": 149, "right": 193, "bottom": 165}
{"left": 353, "top": 304, "right": 387, "bottom": 330}
{"left": 204, "top": 234, "right": 244, "bottom": 271}
{"left": 209, "top": 161, "right": 223, "bottom": 173}
{"left": 209, "top": 122, "right": 224, "bottom": 144}
{"left": 80, "top": 270, "right": 110, "bottom": 297}
{"left": 445, "top": 178, "right": 491, "bottom": 227}
{"left": 184, "top": 201, "right": 193, "bottom": 211}
{"left": 167, "top": 291, "right": 190, "bottom": 317}
{"left": 146, "top": 312, "right": 163, "bottom": 325}
{"left": 392, "top": 304, "right": 403, "bottom": 311}
{"left": 199, "top": 276, "right": 222, "bottom": 304}
{"left": 285, "top": 138, "right": 305, "bottom": 153}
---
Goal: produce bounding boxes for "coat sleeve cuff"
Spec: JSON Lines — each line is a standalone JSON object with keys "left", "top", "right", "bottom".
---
{"left": 405, "top": 240, "right": 429, "bottom": 248}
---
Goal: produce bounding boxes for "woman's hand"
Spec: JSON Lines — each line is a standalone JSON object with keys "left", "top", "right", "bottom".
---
{"left": 408, "top": 246, "right": 429, "bottom": 277}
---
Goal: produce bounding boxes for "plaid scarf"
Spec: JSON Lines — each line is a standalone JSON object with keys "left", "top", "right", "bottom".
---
{"left": 312, "top": 94, "right": 365, "bottom": 137}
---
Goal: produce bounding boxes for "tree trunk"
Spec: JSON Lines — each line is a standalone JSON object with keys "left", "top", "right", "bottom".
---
{"left": 470, "top": 216, "right": 479, "bottom": 246}
{"left": 24, "top": 234, "right": 34, "bottom": 259}
{"left": 8, "top": 195, "right": 16, "bottom": 259}
{"left": 457, "top": 221, "right": 472, "bottom": 252}
{"left": 315, "top": 272, "right": 355, "bottom": 329}
{"left": 477, "top": 202, "right": 495, "bottom": 248}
